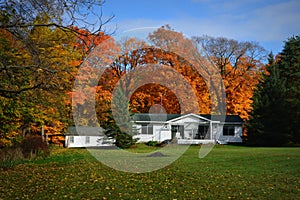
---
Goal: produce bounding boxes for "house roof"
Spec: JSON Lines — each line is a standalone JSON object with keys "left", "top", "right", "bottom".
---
{"left": 66, "top": 126, "right": 105, "bottom": 136}
{"left": 133, "top": 113, "right": 181, "bottom": 122}
{"left": 200, "top": 114, "right": 244, "bottom": 123}
{"left": 133, "top": 113, "right": 243, "bottom": 123}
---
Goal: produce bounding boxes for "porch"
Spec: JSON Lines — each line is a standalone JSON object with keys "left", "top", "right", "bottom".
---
{"left": 170, "top": 122, "right": 215, "bottom": 140}
{"left": 177, "top": 139, "right": 215, "bottom": 144}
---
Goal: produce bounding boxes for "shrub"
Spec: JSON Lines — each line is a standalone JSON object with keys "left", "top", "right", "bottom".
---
{"left": 114, "top": 133, "right": 138, "bottom": 149}
{"left": 0, "top": 135, "right": 50, "bottom": 170}
{"left": 145, "top": 141, "right": 159, "bottom": 147}
{"left": 20, "top": 135, "right": 50, "bottom": 159}
{"left": 0, "top": 147, "right": 24, "bottom": 170}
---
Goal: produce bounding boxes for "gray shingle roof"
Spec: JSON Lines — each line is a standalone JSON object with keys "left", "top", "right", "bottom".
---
{"left": 133, "top": 113, "right": 181, "bottom": 122}
{"left": 66, "top": 127, "right": 105, "bottom": 136}
{"left": 133, "top": 113, "right": 243, "bottom": 123}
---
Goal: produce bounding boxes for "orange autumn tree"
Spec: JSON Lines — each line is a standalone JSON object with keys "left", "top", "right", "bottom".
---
{"left": 147, "top": 26, "right": 213, "bottom": 114}
{"left": 0, "top": 24, "right": 114, "bottom": 146}
{"left": 25, "top": 27, "right": 114, "bottom": 142}
{"left": 193, "top": 35, "right": 267, "bottom": 120}
{"left": 125, "top": 48, "right": 210, "bottom": 114}
{"left": 95, "top": 26, "right": 267, "bottom": 131}
{"left": 95, "top": 33, "right": 211, "bottom": 122}
{"left": 224, "top": 57, "right": 263, "bottom": 120}
{"left": 70, "top": 28, "right": 118, "bottom": 126}
{"left": 0, "top": 0, "right": 114, "bottom": 147}
{"left": 130, "top": 83, "right": 181, "bottom": 114}
{"left": 0, "top": 19, "right": 80, "bottom": 146}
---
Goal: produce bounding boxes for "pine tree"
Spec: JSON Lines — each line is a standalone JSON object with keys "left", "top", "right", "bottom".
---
{"left": 102, "top": 86, "right": 137, "bottom": 148}
{"left": 267, "top": 51, "right": 275, "bottom": 65}
{"left": 246, "top": 53, "right": 289, "bottom": 146}
{"left": 278, "top": 36, "right": 300, "bottom": 143}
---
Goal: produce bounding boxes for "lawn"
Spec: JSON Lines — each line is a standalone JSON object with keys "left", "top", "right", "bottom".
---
{"left": 0, "top": 145, "right": 300, "bottom": 199}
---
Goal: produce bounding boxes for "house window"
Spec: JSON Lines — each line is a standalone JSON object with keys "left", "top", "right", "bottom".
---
{"left": 70, "top": 136, "right": 74, "bottom": 143}
{"left": 85, "top": 136, "right": 90, "bottom": 144}
{"left": 141, "top": 124, "right": 153, "bottom": 135}
{"left": 223, "top": 126, "right": 235, "bottom": 136}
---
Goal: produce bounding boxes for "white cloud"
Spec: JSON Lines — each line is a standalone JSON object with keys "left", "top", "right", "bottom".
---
{"left": 185, "top": 0, "right": 300, "bottom": 41}
{"left": 107, "top": 0, "right": 300, "bottom": 53}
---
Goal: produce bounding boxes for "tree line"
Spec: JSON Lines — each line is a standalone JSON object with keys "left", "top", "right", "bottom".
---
{"left": 0, "top": 1, "right": 299, "bottom": 147}
{"left": 246, "top": 36, "right": 300, "bottom": 146}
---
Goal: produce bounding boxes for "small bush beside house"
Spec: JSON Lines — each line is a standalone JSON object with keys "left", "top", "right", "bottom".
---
{"left": 0, "top": 135, "right": 50, "bottom": 170}
{"left": 20, "top": 135, "right": 50, "bottom": 159}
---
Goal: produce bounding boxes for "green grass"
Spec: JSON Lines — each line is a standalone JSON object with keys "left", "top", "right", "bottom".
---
{"left": 1, "top": 145, "right": 300, "bottom": 199}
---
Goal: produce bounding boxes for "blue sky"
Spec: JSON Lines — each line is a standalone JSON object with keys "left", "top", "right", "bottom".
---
{"left": 101, "top": 0, "right": 300, "bottom": 54}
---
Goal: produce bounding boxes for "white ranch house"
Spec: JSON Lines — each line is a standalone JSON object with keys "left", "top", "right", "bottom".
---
{"left": 65, "top": 113, "right": 243, "bottom": 147}
{"left": 133, "top": 113, "right": 243, "bottom": 144}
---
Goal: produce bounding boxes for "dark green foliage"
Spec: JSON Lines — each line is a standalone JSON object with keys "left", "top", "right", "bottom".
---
{"left": 246, "top": 36, "right": 300, "bottom": 146}
{"left": 267, "top": 51, "right": 275, "bottom": 65}
{"left": 246, "top": 62, "right": 289, "bottom": 146}
{"left": 102, "top": 86, "right": 137, "bottom": 148}
{"left": 278, "top": 36, "right": 300, "bottom": 143}
{"left": 145, "top": 141, "right": 160, "bottom": 147}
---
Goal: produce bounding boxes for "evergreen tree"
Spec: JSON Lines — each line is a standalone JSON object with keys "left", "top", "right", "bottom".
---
{"left": 102, "top": 86, "right": 137, "bottom": 148}
{"left": 267, "top": 51, "right": 275, "bottom": 65}
{"left": 246, "top": 53, "right": 289, "bottom": 146}
{"left": 278, "top": 36, "right": 300, "bottom": 143}
{"left": 247, "top": 36, "right": 300, "bottom": 146}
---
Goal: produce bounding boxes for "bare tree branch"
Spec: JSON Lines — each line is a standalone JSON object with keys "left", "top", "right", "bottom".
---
{"left": 0, "top": 0, "right": 115, "bottom": 96}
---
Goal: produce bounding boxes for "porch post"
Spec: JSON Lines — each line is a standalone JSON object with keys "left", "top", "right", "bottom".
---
{"left": 210, "top": 121, "right": 213, "bottom": 140}
{"left": 41, "top": 125, "right": 44, "bottom": 141}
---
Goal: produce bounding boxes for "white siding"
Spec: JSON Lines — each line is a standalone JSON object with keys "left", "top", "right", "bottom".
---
{"left": 134, "top": 123, "right": 170, "bottom": 142}
{"left": 217, "top": 125, "right": 243, "bottom": 144}
{"left": 66, "top": 136, "right": 114, "bottom": 148}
